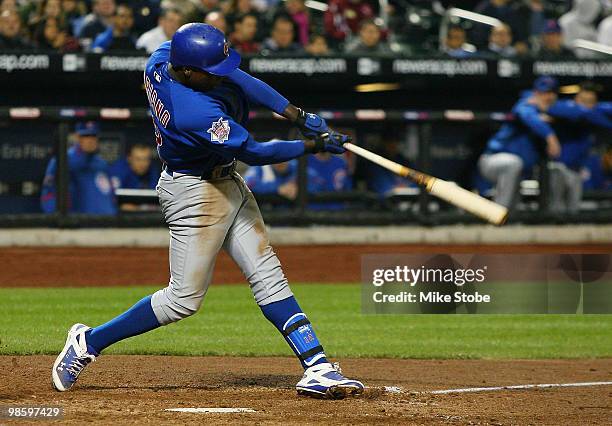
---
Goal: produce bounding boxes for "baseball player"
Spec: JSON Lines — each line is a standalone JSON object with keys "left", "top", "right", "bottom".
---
{"left": 478, "top": 76, "right": 562, "bottom": 210}
{"left": 545, "top": 81, "right": 612, "bottom": 213}
{"left": 52, "top": 23, "right": 364, "bottom": 400}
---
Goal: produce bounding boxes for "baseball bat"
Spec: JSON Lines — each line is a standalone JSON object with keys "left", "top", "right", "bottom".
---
{"left": 343, "top": 142, "right": 508, "bottom": 226}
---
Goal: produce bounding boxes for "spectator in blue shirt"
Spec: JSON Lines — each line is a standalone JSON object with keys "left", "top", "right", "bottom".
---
{"left": 90, "top": 4, "right": 137, "bottom": 52}
{"left": 41, "top": 121, "right": 116, "bottom": 215}
{"left": 363, "top": 138, "right": 411, "bottom": 195}
{"left": 441, "top": 25, "right": 476, "bottom": 58}
{"left": 110, "top": 143, "right": 158, "bottom": 190}
{"left": 244, "top": 159, "right": 299, "bottom": 200}
{"left": 307, "top": 152, "right": 351, "bottom": 210}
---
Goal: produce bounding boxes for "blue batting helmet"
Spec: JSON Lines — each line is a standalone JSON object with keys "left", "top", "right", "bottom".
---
{"left": 170, "top": 23, "right": 241, "bottom": 76}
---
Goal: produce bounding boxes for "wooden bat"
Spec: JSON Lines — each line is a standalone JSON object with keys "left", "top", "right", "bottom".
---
{"left": 343, "top": 142, "right": 508, "bottom": 226}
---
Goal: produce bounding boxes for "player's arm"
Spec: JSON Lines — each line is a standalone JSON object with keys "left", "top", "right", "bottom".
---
{"left": 234, "top": 133, "right": 348, "bottom": 166}
{"left": 595, "top": 102, "right": 612, "bottom": 118}
{"left": 516, "top": 103, "right": 560, "bottom": 158}
{"left": 227, "top": 69, "right": 328, "bottom": 138}
{"left": 547, "top": 100, "right": 612, "bottom": 129}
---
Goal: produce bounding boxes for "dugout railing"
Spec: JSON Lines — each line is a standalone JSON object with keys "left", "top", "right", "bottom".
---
{"left": 0, "top": 106, "right": 610, "bottom": 227}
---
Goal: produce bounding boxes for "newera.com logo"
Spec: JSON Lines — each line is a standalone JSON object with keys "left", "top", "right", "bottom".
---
{"left": 372, "top": 265, "right": 486, "bottom": 287}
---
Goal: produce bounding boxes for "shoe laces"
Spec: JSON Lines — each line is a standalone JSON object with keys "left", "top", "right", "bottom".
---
{"left": 66, "top": 353, "right": 94, "bottom": 377}
{"left": 332, "top": 362, "right": 343, "bottom": 375}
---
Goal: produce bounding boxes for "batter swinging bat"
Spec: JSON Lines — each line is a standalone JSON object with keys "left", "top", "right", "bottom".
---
{"left": 343, "top": 142, "right": 508, "bottom": 226}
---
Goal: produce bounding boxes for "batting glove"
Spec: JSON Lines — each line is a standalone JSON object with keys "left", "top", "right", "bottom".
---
{"left": 295, "top": 108, "right": 328, "bottom": 139}
{"left": 308, "top": 131, "right": 350, "bottom": 154}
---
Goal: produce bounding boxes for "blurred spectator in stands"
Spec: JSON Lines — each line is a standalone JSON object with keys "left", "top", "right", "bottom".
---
{"left": 91, "top": 4, "right": 136, "bottom": 52}
{"left": 441, "top": 25, "right": 476, "bottom": 58}
{"left": 41, "top": 121, "right": 116, "bottom": 215}
{"left": 583, "top": 146, "right": 612, "bottom": 190}
{"left": 306, "top": 33, "right": 331, "bottom": 55}
{"left": 229, "top": 12, "right": 259, "bottom": 53}
{"left": 244, "top": 159, "right": 298, "bottom": 200}
{"left": 0, "top": 0, "right": 17, "bottom": 12}
{"left": 0, "top": 9, "right": 32, "bottom": 49}
{"left": 78, "top": 0, "right": 115, "bottom": 50}
{"left": 473, "top": 0, "right": 526, "bottom": 49}
{"left": 559, "top": 0, "right": 601, "bottom": 58}
{"left": 129, "top": 0, "right": 160, "bottom": 36}
{"left": 34, "top": 17, "right": 80, "bottom": 51}
{"left": 546, "top": 81, "right": 612, "bottom": 213}
{"left": 344, "top": 18, "right": 391, "bottom": 54}
{"left": 224, "top": 0, "right": 258, "bottom": 32}
{"left": 111, "top": 144, "right": 158, "bottom": 189}
{"left": 194, "top": 0, "right": 220, "bottom": 22}
{"left": 262, "top": 15, "right": 302, "bottom": 54}
{"left": 324, "top": 0, "right": 374, "bottom": 45}
{"left": 597, "top": 12, "right": 612, "bottom": 47}
{"left": 204, "top": 10, "right": 227, "bottom": 34}
{"left": 28, "top": 0, "right": 63, "bottom": 34}
{"left": 536, "top": 19, "right": 576, "bottom": 59}
{"left": 61, "top": 0, "right": 87, "bottom": 36}
{"left": 281, "top": 0, "right": 309, "bottom": 47}
{"left": 483, "top": 23, "right": 517, "bottom": 57}
{"left": 516, "top": 0, "right": 546, "bottom": 41}
{"left": 478, "top": 76, "right": 561, "bottom": 210}
{"left": 136, "top": 7, "right": 183, "bottom": 53}
{"left": 308, "top": 152, "right": 352, "bottom": 210}
{"left": 363, "top": 138, "right": 411, "bottom": 195}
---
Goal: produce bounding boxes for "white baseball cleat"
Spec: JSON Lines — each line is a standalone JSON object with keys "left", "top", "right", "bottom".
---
{"left": 296, "top": 362, "right": 364, "bottom": 399}
{"left": 52, "top": 323, "right": 97, "bottom": 391}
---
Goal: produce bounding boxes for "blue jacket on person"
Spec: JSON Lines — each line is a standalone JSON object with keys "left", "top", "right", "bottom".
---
{"left": 583, "top": 154, "right": 612, "bottom": 190}
{"left": 41, "top": 146, "right": 116, "bottom": 215}
{"left": 547, "top": 100, "right": 612, "bottom": 170}
{"left": 485, "top": 94, "right": 554, "bottom": 171}
{"left": 110, "top": 158, "right": 159, "bottom": 190}
{"left": 244, "top": 160, "right": 298, "bottom": 194}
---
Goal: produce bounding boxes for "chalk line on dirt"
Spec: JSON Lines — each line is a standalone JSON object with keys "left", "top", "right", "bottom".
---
{"left": 383, "top": 381, "right": 612, "bottom": 395}
{"left": 165, "top": 408, "right": 256, "bottom": 413}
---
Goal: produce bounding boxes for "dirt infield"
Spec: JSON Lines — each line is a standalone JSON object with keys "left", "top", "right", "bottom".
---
{"left": 1, "top": 356, "right": 610, "bottom": 424}
{"left": 2, "top": 244, "right": 611, "bottom": 287}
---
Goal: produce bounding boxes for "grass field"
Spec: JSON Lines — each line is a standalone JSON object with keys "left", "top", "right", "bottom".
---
{"left": 1, "top": 284, "right": 611, "bottom": 359}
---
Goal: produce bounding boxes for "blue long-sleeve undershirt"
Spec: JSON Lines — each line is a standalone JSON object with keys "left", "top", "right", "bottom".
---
{"left": 234, "top": 135, "right": 305, "bottom": 166}
{"left": 228, "top": 69, "right": 290, "bottom": 115}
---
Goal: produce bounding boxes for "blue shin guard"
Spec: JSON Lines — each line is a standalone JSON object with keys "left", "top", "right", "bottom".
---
{"left": 260, "top": 296, "right": 328, "bottom": 368}
{"left": 282, "top": 313, "right": 327, "bottom": 367}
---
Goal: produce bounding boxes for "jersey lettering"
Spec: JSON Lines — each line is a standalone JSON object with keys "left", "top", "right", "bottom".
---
{"left": 144, "top": 74, "right": 171, "bottom": 128}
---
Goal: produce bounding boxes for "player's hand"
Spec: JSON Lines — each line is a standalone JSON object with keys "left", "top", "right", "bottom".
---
{"left": 546, "top": 134, "right": 561, "bottom": 158}
{"left": 295, "top": 108, "right": 329, "bottom": 139}
{"left": 310, "top": 131, "right": 350, "bottom": 154}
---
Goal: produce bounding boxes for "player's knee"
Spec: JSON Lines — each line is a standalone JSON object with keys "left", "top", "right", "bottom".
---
{"left": 250, "top": 253, "right": 292, "bottom": 305}
{"left": 151, "top": 287, "right": 203, "bottom": 325}
{"left": 505, "top": 156, "right": 523, "bottom": 176}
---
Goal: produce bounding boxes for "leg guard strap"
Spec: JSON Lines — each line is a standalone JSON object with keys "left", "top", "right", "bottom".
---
{"left": 282, "top": 313, "right": 326, "bottom": 367}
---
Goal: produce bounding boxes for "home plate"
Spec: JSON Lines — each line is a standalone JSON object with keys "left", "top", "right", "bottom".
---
{"left": 165, "top": 408, "right": 256, "bottom": 414}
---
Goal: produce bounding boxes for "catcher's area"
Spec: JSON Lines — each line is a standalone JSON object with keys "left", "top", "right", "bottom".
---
{"left": 2, "top": 244, "right": 611, "bottom": 424}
